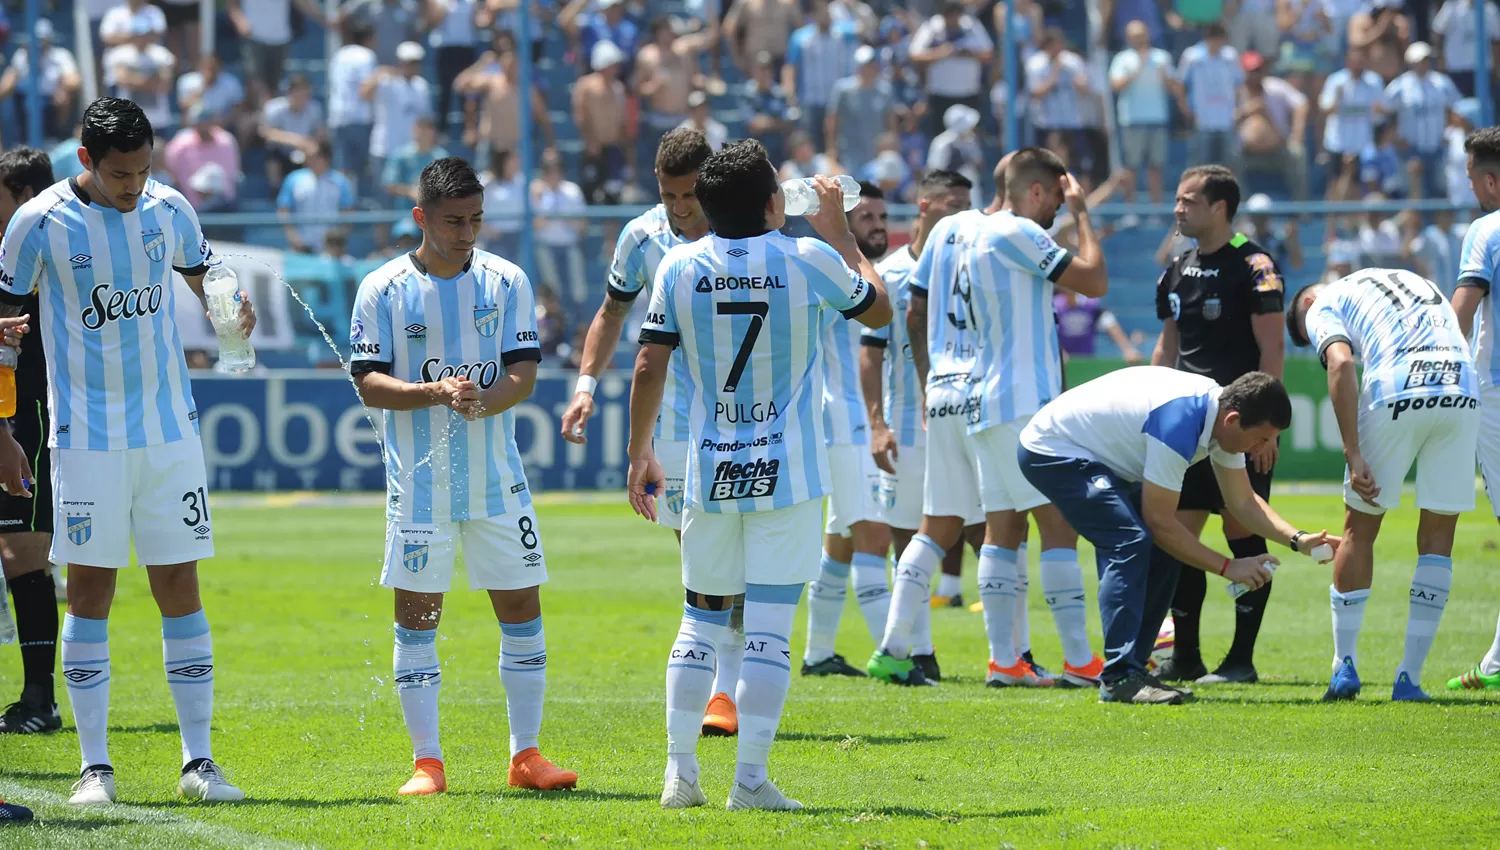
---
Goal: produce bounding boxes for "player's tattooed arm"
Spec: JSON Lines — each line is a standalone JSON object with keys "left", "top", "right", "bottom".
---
{"left": 906, "top": 291, "right": 930, "bottom": 387}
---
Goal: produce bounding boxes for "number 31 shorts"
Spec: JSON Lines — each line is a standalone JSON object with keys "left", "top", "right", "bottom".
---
{"left": 51, "top": 435, "right": 215, "bottom": 568}
{"left": 382, "top": 509, "right": 550, "bottom": 593}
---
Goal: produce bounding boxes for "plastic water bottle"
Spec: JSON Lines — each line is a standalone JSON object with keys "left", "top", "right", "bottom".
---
{"left": 781, "top": 175, "right": 862, "bottom": 216}
{"left": 1227, "top": 561, "right": 1277, "bottom": 600}
{"left": 0, "top": 572, "right": 15, "bottom": 646}
{"left": 203, "top": 263, "right": 256, "bottom": 372}
{"left": 0, "top": 346, "right": 16, "bottom": 418}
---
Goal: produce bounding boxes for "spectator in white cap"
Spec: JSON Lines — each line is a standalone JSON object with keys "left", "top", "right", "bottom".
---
{"left": 1380, "top": 41, "right": 1459, "bottom": 199}
{"left": 560, "top": 0, "right": 643, "bottom": 77}
{"left": 909, "top": 0, "right": 993, "bottom": 139}
{"left": 0, "top": 19, "right": 81, "bottom": 144}
{"left": 677, "top": 90, "right": 728, "bottom": 151}
{"left": 1431, "top": 0, "right": 1499, "bottom": 97}
{"left": 1240, "top": 192, "right": 1303, "bottom": 270}
{"left": 826, "top": 44, "right": 898, "bottom": 178}
{"left": 927, "top": 104, "right": 984, "bottom": 208}
{"left": 361, "top": 40, "right": 432, "bottom": 252}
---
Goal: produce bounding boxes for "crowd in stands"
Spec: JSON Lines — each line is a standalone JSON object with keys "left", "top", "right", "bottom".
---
{"left": 0, "top": 0, "right": 1495, "bottom": 365}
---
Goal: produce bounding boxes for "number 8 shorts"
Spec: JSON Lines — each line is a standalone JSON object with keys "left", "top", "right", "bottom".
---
{"left": 52, "top": 434, "right": 216, "bottom": 568}
{"left": 382, "top": 509, "right": 550, "bottom": 593}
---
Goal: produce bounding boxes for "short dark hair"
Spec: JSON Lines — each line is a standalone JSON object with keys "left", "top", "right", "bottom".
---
{"left": 695, "top": 140, "right": 778, "bottom": 238}
{"left": 418, "top": 156, "right": 484, "bottom": 206}
{"left": 1181, "top": 164, "right": 1241, "bottom": 221}
{"left": 919, "top": 168, "right": 973, "bottom": 197}
{"left": 1004, "top": 147, "right": 1066, "bottom": 204}
{"left": 857, "top": 180, "right": 884, "bottom": 201}
{"left": 1219, "top": 372, "right": 1293, "bottom": 430}
{"left": 655, "top": 128, "right": 714, "bottom": 178}
{"left": 1465, "top": 127, "right": 1500, "bottom": 175}
{"left": 1205, "top": 21, "right": 1227, "bottom": 39}
{"left": 1285, "top": 282, "right": 1325, "bottom": 347}
{"left": 0, "top": 147, "right": 55, "bottom": 202}
{"left": 81, "top": 97, "right": 154, "bottom": 165}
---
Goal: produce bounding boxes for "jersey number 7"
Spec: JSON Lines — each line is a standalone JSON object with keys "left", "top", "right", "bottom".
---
{"left": 717, "top": 302, "right": 769, "bottom": 393}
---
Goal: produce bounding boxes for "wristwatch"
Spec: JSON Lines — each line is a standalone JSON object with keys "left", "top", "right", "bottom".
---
{"left": 1289, "top": 530, "right": 1308, "bottom": 553}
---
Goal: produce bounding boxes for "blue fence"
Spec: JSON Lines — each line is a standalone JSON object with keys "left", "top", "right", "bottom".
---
{"left": 194, "top": 371, "right": 631, "bottom": 493}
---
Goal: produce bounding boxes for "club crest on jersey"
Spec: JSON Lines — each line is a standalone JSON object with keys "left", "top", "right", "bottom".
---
{"left": 142, "top": 230, "right": 166, "bottom": 263}
{"left": 1202, "top": 298, "right": 1222, "bottom": 320}
{"left": 66, "top": 515, "right": 92, "bottom": 546}
{"left": 474, "top": 307, "right": 499, "bottom": 337}
{"left": 403, "top": 543, "right": 429, "bottom": 573}
{"left": 1168, "top": 292, "right": 1182, "bottom": 320}
{"left": 666, "top": 488, "right": 685, "bottom": 515}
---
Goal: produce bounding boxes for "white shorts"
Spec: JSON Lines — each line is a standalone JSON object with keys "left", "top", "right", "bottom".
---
{"left": 972, "top": 415, "right": 1051, "bottom": 514}
{"left": 655, "top": 439, "right": 690, "bottom": 531}
{"left": 52, "top": 436, "right": 214, "bottom": 568}
{"left": 1348, "top": 394, "right": 1481, "bottom": 515}
{"left": 381, "top": 510, "right": 549, "bottom": 593}
{"left": 877, "top": 443, "right": 926, "bottom": 530}
{"left": 1478, "top": 386, "right": 1500, "bottom": 517}
{"left": 824, "top": 443, "right": 882, "bottom": 536}
{"left": 922, "top": 382, "right": 984, "bottom": 523}
{"left": 680, "top": 497, "right": 824, "bottom": 596}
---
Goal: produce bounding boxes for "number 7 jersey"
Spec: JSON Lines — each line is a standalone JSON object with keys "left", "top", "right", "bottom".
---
{"left": 640, "top": 233, "right": 877, "bottom": 513}
{"left": 1305, "top": 268, "right": 1476, "bottom": 410}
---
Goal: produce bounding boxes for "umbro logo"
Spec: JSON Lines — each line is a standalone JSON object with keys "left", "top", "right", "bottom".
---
{"left": 70, "top": 253, "right": 92, "bottom": 269}
{"left": 168, "top": 664, "right": 214, "bottom": 679}
{"left": 64, "top": 668, "right": 102, "bottom": 683}
{"left": 394, "top": 671, "right": 440, "bottom": 685}
{"left": 193, "top": 524, "right": 210, "bottom": 537}
{"left": 727, "top": 248, "right": 749, "bottom": 258}
{"left": 405, "top": 323, "right": 426, "bottom": 339}
{"left": 523, "top": 552, "right": 542, "bottom": 563}
{"left": 516, "top": 654, "right": 547, "bottom": 666}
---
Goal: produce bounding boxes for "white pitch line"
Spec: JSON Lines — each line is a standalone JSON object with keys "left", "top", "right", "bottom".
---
{"left": 0, "top": 780, "right": 316, "bottom": 850}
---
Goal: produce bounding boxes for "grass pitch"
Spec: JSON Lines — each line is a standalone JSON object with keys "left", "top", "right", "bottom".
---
{"left": 2, "top": 492, "right": 1499, "bottom": 849}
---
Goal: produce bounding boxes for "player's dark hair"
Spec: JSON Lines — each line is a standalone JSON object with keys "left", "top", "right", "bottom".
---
{"left": 1181, "top": 164, "right": 1241, "bottom": 221}
{"left": 857, "top": 180, "right": 884, "bottom": 201}
{"left": 1219, "top": 371, "right": 1293, "bottom": 430}
{"left": 81, "top": 97, "right": 154, "bottom": 165}
{"left": 0, "top": 147, "right": 55, "bottom": 202}
{"left": 919, "top": 168, "right": 973, "bottom": 197}
{"left": 418, "top": 156, "right": 484, "bottom": 206}
{"left": 1004, "top": 147, "right": 1066, "bottom": 205}
{"left": 695, "top": 140, "right": 778, "bottom": 239}
{"left": 655, "top": 127, "right": 713, "bottom": 178}
{"left": 1285, "top": 282, "right": 1325, "bottom": 347}
{"left": 1465, "top": 127, "right": 1500, "bottom": 174}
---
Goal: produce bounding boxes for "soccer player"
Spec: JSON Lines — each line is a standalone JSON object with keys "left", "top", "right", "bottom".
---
{"left": 1287, "top": 268, "right": 1480, "bottom": 701}
{"left": 1018, "top": 368, "right": 1336, "bottom": 703}
{"left": 628, "top": 147, "right": 890, "bottom": 810}
{"left": 1151, "top": 165, "right": 1287, "bottom": 685}
{"left": 1448, "top": 126, "right": 1500, "bottom": 691}
{"left": 802, "top": 180, "right": 893, "bottom": 678}
{"left": 963, "top": 148, "right": 1107, "bottom": 688}
{"left": 350, "top": 156, "right": 577, "bottom": 796}
{"left": 861, "top": 169, "right": 974, "bottom": 682}
{"left": 558, "top": 130, "right": 744, "bottom": 734}
{"left": 0, "top": 148, "right": 61, "bottom": 735}
{"left": 0, "top": 98, "right": 254, "bottom": 804}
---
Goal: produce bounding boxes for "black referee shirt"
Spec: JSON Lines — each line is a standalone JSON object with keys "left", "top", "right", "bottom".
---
{"left": 1155, "top": 233, "right": 1286, "bottom": 388}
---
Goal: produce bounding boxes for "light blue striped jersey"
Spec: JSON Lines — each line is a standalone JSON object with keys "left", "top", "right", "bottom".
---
{"left": 821, "top": 307, "right": 869, "bottom": 446}
{"left": 965, "top": 211, "right": 1068, "bottom": 433}
{"left": 607, "top": 204, "right": 693, "bottom": 441}
{"left": 640, "top": 233, "right": 877, "bottom": 513}
{"left": 1319, "top": 68, "right": 1385, "bottom": 155}
{"left": 862, "top": 246, "right": 924, "bottom": 448}
{"left": 1306, "top": 268, "right": 1476, "bottom": 410}
{"left": 909, "top": 209, "right": 985, "bottom": 385}
{"left": 1457, "top": 210, "right": 1500, "bottom": 387}
{"left": 1382, "top": 71, "right": 1460, "bottom": 153}
{"left": 350, "top": 249, "right": 542, "bottom": 523}
{"left": 0, "top": 178, "right": 209, "bottom": 450}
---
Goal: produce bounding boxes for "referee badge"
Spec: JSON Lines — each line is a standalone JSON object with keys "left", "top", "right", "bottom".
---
{"left": 1202, "top": 298, "right": 1222, "bottom": 321}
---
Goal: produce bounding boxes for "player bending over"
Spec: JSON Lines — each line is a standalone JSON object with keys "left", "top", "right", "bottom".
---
{"left": 1288, "top": 268, "right": 1480, "bottom": 701}
{"left": 629, "top": 146, "right": 890, "bottom": 810}
{"left": 351, "top": 156, "right": 577, "bottom": 796}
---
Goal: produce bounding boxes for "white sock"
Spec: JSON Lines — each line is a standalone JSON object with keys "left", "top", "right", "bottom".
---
{"left": 1014, "top": 543, "right": 1031, "bottom": 656}
{"left": 936, "top": 572, "right": 962, "bottom": 599}
{"left": 911, "top": 599, "right": 935, "bottom": 656}
{"left": 1482, "top": 610, "right": 1500, "bottom": 676}
{"left": 1040, "top": 548, "right": 1094, "bottom": 668}
{"left": 666, "top": 602, "right": 726, "bottom": 771}
{"left": 162, "top": 611, "right": 215, "bottom": 766}
{"left": 851, "top": 553, "right": 892, "bottom": 644}
{"left": 711, "top": 601, "right": 744, "bottom": 698}
{"left": 394, "top": 624, "right": 442, "bottom": 762}
{"left": 1397, "top": 554, "right": 1452, "bottom": 684}
{"left": 736, "top": 583, "right": 801, "bottom": 787}
{"left": 499, "top": 617, "right": 547, "bottom": 758}
{"left": 61, "top": 614, "right": 111, "bottom": 770}
{"left": 880, "top": 535, "right": 942, "bottom": 658}
{"left": 978, "top": 545, "right": 1019, "bottom": 665}
{"left": 802, "top": 555, "right": 848, "bottom": 665}
{"left": 1331, "top": 585, "right": 1372, "bottom": 670}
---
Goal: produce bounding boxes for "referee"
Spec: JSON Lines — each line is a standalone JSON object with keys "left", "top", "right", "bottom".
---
{"left": 0, "top": 147, "right": 59, "bottom": 734}
{"left": 1151, "top": 165, "right": 1286, "bottom": 685}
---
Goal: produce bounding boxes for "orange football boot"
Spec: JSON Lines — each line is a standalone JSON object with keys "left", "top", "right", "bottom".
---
{"left": 702, "top": 692, "right": 738, "bottom": 736}
{"left": 508, "top": 748, "right": 578, "bottom": 791}
{"left": 398, "top": 758, "right": 447, "bottom": 796}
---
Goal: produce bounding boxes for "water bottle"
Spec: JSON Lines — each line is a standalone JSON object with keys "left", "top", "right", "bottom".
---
{"left": 203, "top": 263, "right": 256, "bottom": 372}
{"left": 0, "top": 346, "right": 16, "bottom": 418}
{"left": 1227, "top": 561, "right": 1277, "bottom": 600}
{"left": 0, "top": 572, "right": 15, "bottom": 646}
{"left": 781, "top": 175, "right": 862, "bottom": 216}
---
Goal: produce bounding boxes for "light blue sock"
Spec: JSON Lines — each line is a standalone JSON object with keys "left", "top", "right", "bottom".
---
{"left": 61, "top": 614, "right": 110, "bottom": 770}
{"left": 163, "top": 610, "right": 215, "bottom": 766}
{"left": 978, "top": 545, "right": 1019, "bottom": 665}
{"left": 394, "top": 624, "right": 442, "bottom": 762}
{"left": 850, "top": 552, "right": 891, "bottom": 644}
{"left": 804, "top": 555, "right": 850, "bottom": 664}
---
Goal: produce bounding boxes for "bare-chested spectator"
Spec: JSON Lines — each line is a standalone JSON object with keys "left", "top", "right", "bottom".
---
{"left": 574, "top": 40, "right": 634, "bottom": 206}
{"left": 1347, "top": 0, "right": 1411, "bottom": 81}
{"left": 633, "top": 17, "right": 715, "bottom": 187}
{"left": 456, "top": 30, "right": 555, "bottom": 163}
{"left": 741, "top": 50, "right": 796, "bottom": 165}
{"left": 724, "top": 0, "right": 803, "bottom": 72}
{"left": 1237, "top": 50, "right": 1309, "bottom": 199}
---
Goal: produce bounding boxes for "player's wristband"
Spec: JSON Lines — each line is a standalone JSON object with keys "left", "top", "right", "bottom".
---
{"left": 575, "top": 375, "right": 598, "bottom": 397}
{"left": 1218, "top": 558, "right": 1230, "bottom": 577}
{"left": 1289, "top": 530, "right": 1307, "bottom": 553}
